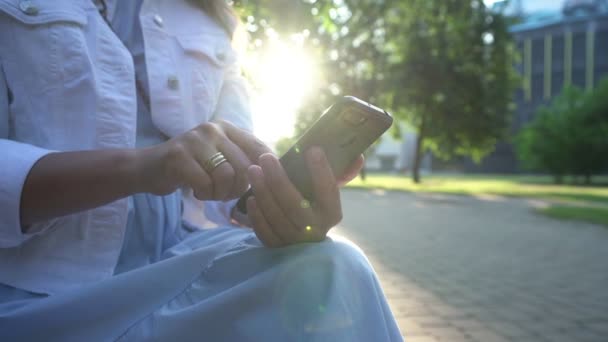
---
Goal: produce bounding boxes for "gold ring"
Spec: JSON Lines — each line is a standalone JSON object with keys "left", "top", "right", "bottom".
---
{"left": 204, "top": 152, "right": 228, "bottom": 173}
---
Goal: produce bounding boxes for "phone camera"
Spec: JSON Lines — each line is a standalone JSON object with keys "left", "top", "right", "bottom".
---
{"left": 342, "top": 110, "right": 367, "bottom": 126}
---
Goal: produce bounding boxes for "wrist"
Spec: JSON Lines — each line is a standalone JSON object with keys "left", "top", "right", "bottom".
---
{"left": 131, "top": 147, "right": 155, "bottom": 194}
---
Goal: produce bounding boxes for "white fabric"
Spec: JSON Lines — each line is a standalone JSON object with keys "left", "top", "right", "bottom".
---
{"left": 137, "top": 0, "right": 253, "bottom": 230}
{"left": 0, "top": 62, "right": 53, "bottom": 247}
{"left": 140, "top": 0, "right": 251, "bottom": 137}
{"left": 0, "top": 228, "right": 403, "bottom": 341}
{"left": 0, "top": 140, "right": 50, "bottom": 247}
{"left": 0, "top": 0, "right": 250, "bottom": 294}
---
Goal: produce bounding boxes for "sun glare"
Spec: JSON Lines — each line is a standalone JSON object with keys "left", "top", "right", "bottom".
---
{"left": 246, "top": 39, "right": 318, "bottom": 145}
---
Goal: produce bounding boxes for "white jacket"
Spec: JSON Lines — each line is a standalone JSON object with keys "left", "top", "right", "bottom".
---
{"left": 0, "top": 0, "right": 251, "bottom": 294}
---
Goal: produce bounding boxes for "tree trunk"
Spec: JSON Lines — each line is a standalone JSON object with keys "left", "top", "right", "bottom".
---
{"left": 359, "top": 165, "right": 367, "bottom": 181}
{"left": 553, "top": 174, "right": 563, "bottom": 184}
{"left": 412, "top": 127, "right": 425, "bottom": 184}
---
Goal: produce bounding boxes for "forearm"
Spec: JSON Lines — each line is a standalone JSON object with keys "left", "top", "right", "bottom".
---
{"left": 20, "top": 149, "right": 142, "bottom": 228}
{"left": 18, "top": 120, "right": 275, "bottom": 231}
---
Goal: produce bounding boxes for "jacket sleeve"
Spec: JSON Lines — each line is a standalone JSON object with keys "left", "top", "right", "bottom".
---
{"left": 0, "top": 62, "right": 52, "bottom": 248}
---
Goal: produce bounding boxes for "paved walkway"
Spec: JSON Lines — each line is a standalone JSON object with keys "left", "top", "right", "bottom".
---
{"left": 334, "top": 189, "right": 608, "bottom": 342}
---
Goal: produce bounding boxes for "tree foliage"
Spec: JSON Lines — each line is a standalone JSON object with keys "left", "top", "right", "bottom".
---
{"left": 516, "top": 87, "right": 584, "bottom": 183}
{"left": 384, "top": 0, "right": 518, "bottom": 182}
{"left": 236, "top": 0, "right": 518, "bottom": 182}
{"left": 516, "top": 80, "right": 608, "bottom": 184}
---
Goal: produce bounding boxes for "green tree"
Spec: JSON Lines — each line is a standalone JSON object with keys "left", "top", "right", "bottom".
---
{"left": 237, "top": 0, "right": 391, "bottom": 148}
{"left": 516, "top": 82, "right": 608, "bottom": 184}
{"left": 574, "top": 79, "right": 608, "bottom": 184}
{"left": 516, "top": 87, "right": 584, "bottom": 183}
{"left": 385, "top": 0, "right": 518, "bottom": 182}
{"left": 237, "top": 1, "right": 517, "bottom": 183}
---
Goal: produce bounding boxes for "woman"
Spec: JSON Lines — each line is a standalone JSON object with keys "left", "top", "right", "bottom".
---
{"left": 0, "top": 0, "right": 401, "bottom": 340}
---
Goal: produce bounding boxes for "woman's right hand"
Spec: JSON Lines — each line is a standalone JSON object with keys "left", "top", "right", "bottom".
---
{"left": 135, "top": 120, "right": 272, "bottom": 201}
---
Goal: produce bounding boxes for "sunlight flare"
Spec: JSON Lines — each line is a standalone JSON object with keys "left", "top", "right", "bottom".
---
{"left": 245, "top": 39, "right": 318, "bottom": 144}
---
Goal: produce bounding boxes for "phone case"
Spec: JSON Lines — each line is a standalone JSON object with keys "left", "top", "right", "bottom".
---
{"left": 236, "top": 96, "right": 393, "bottom": 214}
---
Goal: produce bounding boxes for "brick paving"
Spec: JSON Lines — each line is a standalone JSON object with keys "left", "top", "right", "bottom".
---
{"left": 334, "top": 189, "right": 608, "bottom": 341}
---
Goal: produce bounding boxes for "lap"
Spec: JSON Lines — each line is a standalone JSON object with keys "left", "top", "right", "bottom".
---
{"left": 0, "top": 227, "right": 383, "bottom": 341}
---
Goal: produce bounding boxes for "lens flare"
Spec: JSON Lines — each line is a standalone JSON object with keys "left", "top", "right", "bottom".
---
{"left": 246, "top": 39, "right": 318, "bottom": 144}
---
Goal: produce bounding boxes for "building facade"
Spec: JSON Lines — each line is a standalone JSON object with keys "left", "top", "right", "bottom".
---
{"left": 367, "top": 1, "right": 608, "bottom": 174}
{"left": 465, "top": 0, "right": 608, "bottom": 173}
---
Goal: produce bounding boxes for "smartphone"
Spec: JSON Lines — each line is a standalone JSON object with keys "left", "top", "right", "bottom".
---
{"left": 236, "top": 96, "right": 393, "bottom": 214}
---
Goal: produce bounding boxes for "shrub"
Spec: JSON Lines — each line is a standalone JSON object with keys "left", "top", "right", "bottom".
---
{"left": 516, "top": 81, "right": 608, "bottom": 184}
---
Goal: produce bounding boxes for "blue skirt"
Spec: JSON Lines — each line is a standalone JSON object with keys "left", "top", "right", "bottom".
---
{"left": 0, "top": 193, "right": 401, "bottom": 341}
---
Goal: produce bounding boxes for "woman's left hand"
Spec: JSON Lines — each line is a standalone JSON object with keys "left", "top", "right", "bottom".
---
{"left": 245, "top": 147, "right": 364, "bottom": 248}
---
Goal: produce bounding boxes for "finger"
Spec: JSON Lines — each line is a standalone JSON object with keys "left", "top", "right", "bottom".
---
{"left": 191, "top": 146, "right": 235, "bottom": 201}
{"left": 216, "top": 137, "right": 252, "bottom": 198}
{"left": 337, "top": 155, "right": 365, "bottom": 187}
{"left": 178, "top": 128, "right": 225, "bottom": 199}
{"left": 258, "top": 153, "right": 316, "bottom": 230}
{"left": 248, "top": 165, "right": 300, "bottom": 243}
{"left": 218, "top": 120, "right": 273, "bottom": 163}
{"left": 180, "top": 156, "right": 214, "bottom": 200}
{"left": 247, "top": 196, "right": 283, "bottom": 248}
{"left": 306, "top": 147, "right": 342, "bottom": 227}
{"left": 209, "top": 161, "right": 235, "bottom": 201}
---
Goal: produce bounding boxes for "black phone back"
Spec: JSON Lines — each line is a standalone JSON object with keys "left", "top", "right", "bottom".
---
{"left": 281, "top": 96, "right": 392, "bottom": 200}
{"left": 236, "top": 96, "right": 393, "bottom": 213}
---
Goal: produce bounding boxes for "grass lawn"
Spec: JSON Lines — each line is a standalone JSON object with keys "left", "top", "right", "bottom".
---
{"left": 346, "top": 173, "right": 608, "bottom": 204}
{"left": 537, "top": 206, "right": 608, "bottom": 227}
{"left": 346, "top": 173, "right": 608, "bottom": 226}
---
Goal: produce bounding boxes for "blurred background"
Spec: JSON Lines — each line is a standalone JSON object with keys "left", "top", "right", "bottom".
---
{"left": 234, "top": 0, "right": 608, "bottom": 340}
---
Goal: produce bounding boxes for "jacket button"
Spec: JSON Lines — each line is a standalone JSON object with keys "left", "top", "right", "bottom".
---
{"left": 19, "top": 1, "right": 38, "bottom": 15}
{"left": 216, "top": 50, "right": 226, "bottom": 62}
{"left": 167, "top": 76, "right": 179, "bottom": 90}
{"left": 153, "top": 14, "right": 164, "bottom": 27}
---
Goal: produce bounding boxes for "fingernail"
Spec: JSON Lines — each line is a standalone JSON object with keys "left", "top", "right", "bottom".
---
{"left": 259, "top": 153, "right": 279, "bottom": 169}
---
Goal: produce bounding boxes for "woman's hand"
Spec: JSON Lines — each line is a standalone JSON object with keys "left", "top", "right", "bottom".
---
{"left": 135, "top": 120, "right": 271, "bottom": 201}
{"left": 19, "top": 120, "right": 270, "bottom": 227}
{"left": 245, "top": 147, "right": 364, "bottom": 247}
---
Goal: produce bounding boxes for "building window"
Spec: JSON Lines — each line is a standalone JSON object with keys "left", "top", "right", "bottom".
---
{"left": 544, "top": 35, "right": 553, "bottom": 99}
{"left": 597, "top": 30, "right": 608, "bottom": 68}
{"left": 532, "top": 74, "right": 544, "bottom": 104}
{"left": 523, "top": 39, "right": 532, "bottom": 101}
{"left": 586, "top": 28, "right": 595, "bottom": 90}
{"left": 573, "top": 68, "right": 586, "bottom": 88}
{"left": 552, "top": 35, "right": 565, "bottom": 96}
{"left": 572, "top": 32, "right": 586, "bottom": 88}
{"left": 553, "top": 35, "right": 565, "bottom": 70}
{"left": 573, "top": 32, "right": 586, "bottom": 67}
{"left": 532, "top": 38, "right": 545, "bottom": 74}
{"left": 595, "top": 29, "right": 608, "bottom": 86}
{"left": 553, "top": 72, "right": 565, "bottom": 96}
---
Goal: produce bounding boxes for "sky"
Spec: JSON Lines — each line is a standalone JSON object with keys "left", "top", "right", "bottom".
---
{"left": 484, "top": 0, "right": 563, "bottom": 12}
{"left": 523, "top": 0, "right": 563, "bottom": 12}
